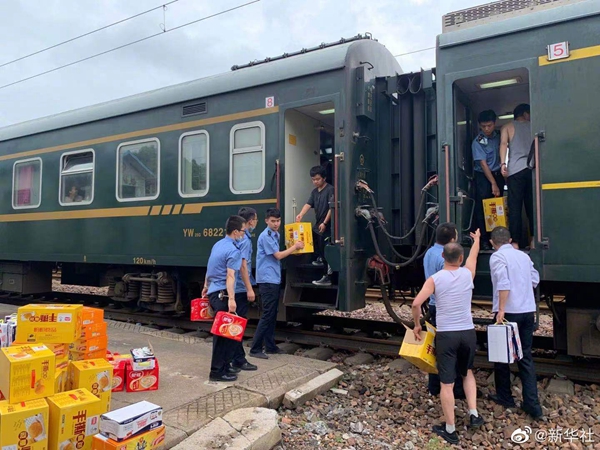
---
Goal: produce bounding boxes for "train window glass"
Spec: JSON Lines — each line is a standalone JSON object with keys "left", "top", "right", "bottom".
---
{"left": 230, "top": 121, "right": 265, "bottom": 194}
{"left": 59, "top": 150, "right": 94, "bottom": 206}
{"left": 179, "top": 131, "right": 209, "bottom": 197}
{"left": 12, "top": 158, "right": 42, "bottom": 209}
{"left": 116, "top": 138, "right": 160, "bottom": 202}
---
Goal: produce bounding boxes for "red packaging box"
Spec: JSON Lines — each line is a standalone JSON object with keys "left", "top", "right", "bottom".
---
{"left": 190, "top": 298, "right": 214, "bottom": 321}
{"left": 210, "top": 312, "right": 247, "bottom": 342}
{"left": 126, "top": 359, "right": 159, "bottom": 392}
{"left": 108, "top": 355, "right": 131, "bottom": 392}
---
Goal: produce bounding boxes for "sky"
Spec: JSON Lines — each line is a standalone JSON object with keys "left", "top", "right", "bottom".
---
{"left": 0, "top": 0, "right": 486, "bottom": 128}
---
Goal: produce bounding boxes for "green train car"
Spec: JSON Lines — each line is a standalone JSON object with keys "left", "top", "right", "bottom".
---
{"left": 1, "top": 0, "right": 599, "bottom": 358}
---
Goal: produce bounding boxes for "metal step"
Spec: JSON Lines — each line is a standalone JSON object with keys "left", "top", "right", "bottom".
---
{"left": 290, "top": 282, "right": 337, "bottom": 290}
{"left": 285, "top": 302, "right": 336, "bottom": 309}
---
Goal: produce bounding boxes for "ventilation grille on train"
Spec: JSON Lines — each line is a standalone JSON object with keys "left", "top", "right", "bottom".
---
{"left": 182, "top": 102, "right": 207, "bottom": 117}
{"left": 442, "top": 0, "right": 586, "bottom": 32}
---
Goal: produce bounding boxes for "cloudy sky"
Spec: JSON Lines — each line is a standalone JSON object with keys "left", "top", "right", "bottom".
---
{"left": 0, "top": 0, "right": 485, "bottom": 127}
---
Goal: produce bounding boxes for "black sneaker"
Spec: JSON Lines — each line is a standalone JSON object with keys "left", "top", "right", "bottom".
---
{"left": 312, "top": 257, "right": 324, "bottom": 267}
{"left": 469, "top": 414, "right": 484, "bottom": 429}
{"left": 432, "top": 424, "right": 459, "bottom": 445}
{"left": 249, "top": 351, "right": 269, "bottom": 359}
{"left": 487, "top": 393, "right": 516, "bottom": 408}
{"left": 312, "top": 275, "right": 332, "bottom": 286}
{"left": 266, "top": 347, "right": 285, "bottom": 355}
{"left": 227, "top": 366, "right": 241, "bottom": 374}
{"left": 522, "top": 405, "right": 543, "bottom": 419}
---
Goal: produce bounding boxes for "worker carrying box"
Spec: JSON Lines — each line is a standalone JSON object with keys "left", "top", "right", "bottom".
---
{"left": 483, "top": 197, "right": 508, "bottom": 232}
{"left": 284, "top": 222, "right": 314, "bottom": 254}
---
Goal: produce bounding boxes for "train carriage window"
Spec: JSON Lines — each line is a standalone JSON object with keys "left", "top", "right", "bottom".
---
{"left": 179, "top": 131, "right": 209, "bottom": 197}
{"left": 59, "top": 150, "right": 94, "bottom": 206}
{"left": 12, "top": 158, "right": 42, "bottom": 209}
{"left": 230, "top": 121, "right": 265, "bottom": 194}
{"left": 116, "top": 138, "right": 160, "bottom": 202}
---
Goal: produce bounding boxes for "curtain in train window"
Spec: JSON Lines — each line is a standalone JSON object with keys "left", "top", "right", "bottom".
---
{"left": 230, "top": 122, "right": 265, "bottom": 194}
{"left": 13, "top": 159, "right": 42, "bottom": 209}
{"left": 180, "top": 131, "right": 209, "bottom": 197}
{"left": 117, "top": 139, "right": 160, "bottom": 201}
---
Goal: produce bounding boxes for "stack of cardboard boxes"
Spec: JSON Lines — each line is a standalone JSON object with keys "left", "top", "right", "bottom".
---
{"left": 0, "top": 304, "right": 164, "bottom": 450}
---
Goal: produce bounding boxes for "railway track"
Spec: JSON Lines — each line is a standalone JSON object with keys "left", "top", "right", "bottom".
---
{"left": 2, "top": 290, "right": 598, "bottom": 383}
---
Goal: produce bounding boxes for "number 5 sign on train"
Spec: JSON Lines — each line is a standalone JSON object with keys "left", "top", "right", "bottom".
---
{"left": 547, "top": 41, "right": 570, "bottom": 61}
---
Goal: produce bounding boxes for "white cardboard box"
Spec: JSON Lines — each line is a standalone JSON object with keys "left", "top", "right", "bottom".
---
{"left": 487, "top": 322, "right": 522, "bottom": 364}
{"left": 99, "top": 400, "right": 162, "bottom": 441}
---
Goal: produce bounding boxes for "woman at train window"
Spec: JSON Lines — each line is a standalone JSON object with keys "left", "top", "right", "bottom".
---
{"left": 64, "top": 185, "right": 83, "bottom": 203}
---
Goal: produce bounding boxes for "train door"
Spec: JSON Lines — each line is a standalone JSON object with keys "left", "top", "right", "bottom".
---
{"left": 282, "top": 101, "right": 338, "bottom": 313}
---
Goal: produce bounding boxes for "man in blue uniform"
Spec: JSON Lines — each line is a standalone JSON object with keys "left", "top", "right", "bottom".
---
{"left": 423, "top": 222, "right": 465, "bottom": 399}
{"left": 202, "top": 215, "right": 246, "bottom": 382}
{"left": 472, "top": 110, "right": 505, "bottom": 250}
{"left": 231, "top": 207, "right": 259, "bottom": 372}
{"left": 249, "top": 208, "right": 304, "bottom": 359}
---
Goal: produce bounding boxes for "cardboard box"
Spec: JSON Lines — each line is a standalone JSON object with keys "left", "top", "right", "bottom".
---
{"left": 82, "top": 307, "right": 104, "bottom": 327}
{"left": 0, "top": 398, "right": 49, "bottom": 450}
{"left": 210, "top": 312, "right": 247, "bottom": 342}
{"left": 92, "top": 425, "right": 165, "bottom": 450}
{"left": 398, "top": 322, "right": 438, "bottom": 374}
{"left": 70, "top": 348, "right": 107, "bottom": 361}
{"left": 70, "top": 335, "right": 109, "bottom": 353}
{"left": 47, "top": 388, "right": 103, "bottom": 450}
{"left": 284, "top": 222, "right": 314, "bottom": 254}
{"left": 125, "top": 360, "right": 159, "bottom": 393}
{"left": 108, "top": 355, "right": 131, "bottom": 392}
{"left": 483, "top": 196, "right": 508, "bottom": 232}
{"left": 99, "top": 401, "right": 162, "bottom": 442}
{"left": 16, "top": 304, "right": 83, "bottom": 344}
{"left": 45, "top": 342, "right": 70, "bottom": 369}
{"left": 55, "top": 366, "right": 68, "bottom": 393}
{"left": 69, "top": 359, "right": 113, "bottom": 413}
{"left": 81, "top": 321, "right": 108, "bottom": 341}
{"left": 190, "top": 298, "right": 214, "bottom": 321}
{"left": 0, "top": 344, "right": 56, "bottom": 402}
{"left": 487, "top": 322, "right": 523, "bottom": 364}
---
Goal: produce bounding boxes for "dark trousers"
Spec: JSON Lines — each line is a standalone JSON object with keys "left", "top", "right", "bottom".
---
{"left": 493, "top": 312, "right": 541, "bottom": 413}
{"left": 313, "top": 227, "right": 331, "bottom": 276}
{"left": 507, "top": 168, "right": 534, "bottom": 248}
{"left": 427, "top": 304, "right": 465, "bottom": 396}
{"left": 209, "top": 292, "right": 237, "bottom": 377}
{"left": 473, "top": 170, "right": 506, "bottom": 244}
{"left": 250, "top": 283, "right": 280, "bottom": 353}
{"left": 232, "top": 292, "right": 249, "bottom": 367}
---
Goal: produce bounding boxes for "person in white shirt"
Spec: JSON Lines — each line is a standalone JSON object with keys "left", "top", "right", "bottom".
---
{"left": 411, "top": 229, "right": 483, "bottom": 445}
{"left": 488, "top": 226, "right": 543, "bottom": 419}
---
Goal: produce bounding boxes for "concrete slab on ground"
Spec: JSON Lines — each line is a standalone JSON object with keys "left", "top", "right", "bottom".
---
{"left": 0, "top": 303, "right": 335, "bottom": 449}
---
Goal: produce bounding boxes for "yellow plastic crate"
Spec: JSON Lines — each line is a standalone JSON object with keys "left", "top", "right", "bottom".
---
{"left": 398, "top": 322, "right": 437, "bottom": 374}
{"left": 483, "top": 196, "right": 508, "bottom": 232}
{"left": 284, "top": 222, "right": 314, "bottom": 254}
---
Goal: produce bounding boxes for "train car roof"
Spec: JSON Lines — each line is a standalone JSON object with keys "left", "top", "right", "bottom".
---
{"left": 0, "top": 36, "right": 390, "bottom": 142}
{"left": 439, "top": 0, "right": 600, "bottom": 48}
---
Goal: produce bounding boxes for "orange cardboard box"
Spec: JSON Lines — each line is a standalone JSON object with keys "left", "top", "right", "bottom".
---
{"left": 70, "top": 335, "right": 109, "bottom": 353}
{"left": 0, "top": 398, "right": 49, "bottom": 450}
{"left": 92, "top": 425, "right": 165, "bottom": 450}
{"left": 16, "top": 304, "right": 83, "bottom": 344}
{"left": 47, "top": 388, "right": 103, "bottom": 450}
{"left": 69, "top": 359, "right": 113, "bottom": 413}
{"left": 82, "top": 307, "right": 104, "bottom": 327}
{"left": 70, "top": 348, "right": 107, "bottom": 361}
{"left": 81, "top": 321, "right": 108, "bottom": 340}
{"left": 125, "top": 360, "right": 159, "bottom": 392}
{"left": 0, "top": 344, "right": 56, "bottom": 403}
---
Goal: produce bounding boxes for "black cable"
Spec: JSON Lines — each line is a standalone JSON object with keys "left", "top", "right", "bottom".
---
{"left": 0, "top": 0, "right": 260, "bottom": 91}
{"left": 0, "top": 0, "right": 181, "bottom": 69}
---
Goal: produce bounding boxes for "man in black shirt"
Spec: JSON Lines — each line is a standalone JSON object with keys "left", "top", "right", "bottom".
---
{"left": 296, "top": 166, "right": 335, "bottom": 286}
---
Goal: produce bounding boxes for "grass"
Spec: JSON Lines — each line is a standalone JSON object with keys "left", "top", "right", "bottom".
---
{"left": 426, "top": 437, "right": 452, "bottom": 450}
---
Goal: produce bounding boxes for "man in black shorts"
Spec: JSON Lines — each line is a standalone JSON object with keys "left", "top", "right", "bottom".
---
{"left": 411, "top": 230, "right": 484, "bottom": 445}
{"left": 295, "top": 165, "right": 335, "bottom": 286}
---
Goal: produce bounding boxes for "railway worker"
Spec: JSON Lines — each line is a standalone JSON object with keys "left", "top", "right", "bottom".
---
{"left": 295, "top": 165, "right": 335, "bottom": 286}
{"left": 202, "top": 215, "right": 247, "bottom": 382}
{"left": 472, "top": 110, "right": 505, "bottom": 250}
{"left": 423, "top": 222, "right": 465, "bottom": 399}
{"left": 230, "top": 207, "right": 259, "bottom": 372}
{"left": 500, "top": 103, "right": 534, "bottom": 249}
{"left": 412, "top": 230, "right": 484, "bottom": 446}
{"left": 488, "top": 226, "right": 543, "bottom": 419}
{"left": 249, "top": 208, "right": 304, "bottom": 359}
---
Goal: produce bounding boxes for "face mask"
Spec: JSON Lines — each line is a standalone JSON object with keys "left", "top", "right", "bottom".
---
{"left": 247, "top": 226, "right": 255, "bottom": 233}
{"left": 235, "top": 234, "right": 244, "bottom": 242}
